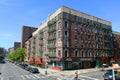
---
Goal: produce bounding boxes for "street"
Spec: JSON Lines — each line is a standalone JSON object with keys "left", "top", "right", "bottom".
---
{"left": 80, "top": 71, "right": 105, "bottom": 80}
{"left": 0, "top": 61, "right": 107, "bottom": 80}
{"left": 0, "top": 61, "right": 55, "bottom": 80}
{"left": 53, "top": 72, "right": 105, "bottom": 80}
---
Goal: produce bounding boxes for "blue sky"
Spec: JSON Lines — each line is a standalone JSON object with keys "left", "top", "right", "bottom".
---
{"left": 0, "top": 0, "right": 120, "bottom": 50}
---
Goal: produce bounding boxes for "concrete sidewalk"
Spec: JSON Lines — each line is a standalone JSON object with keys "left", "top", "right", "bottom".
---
{"left": 31, "top": 66, "right": 115, "bottom": 77}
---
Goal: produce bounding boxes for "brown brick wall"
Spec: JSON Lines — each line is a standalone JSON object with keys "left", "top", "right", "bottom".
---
{"left": 21, "top": 26, "right": 37, "bottom": 48}
{"left": 14, "top": 42, "right": 21, "bottom": 50}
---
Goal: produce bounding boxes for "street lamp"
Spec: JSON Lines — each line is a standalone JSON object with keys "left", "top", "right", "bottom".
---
{"left": 95, "top": 53, "right": 100, "bottom": 68}
{"left": 45, "top": 42, "right": 48, "bottom": 75}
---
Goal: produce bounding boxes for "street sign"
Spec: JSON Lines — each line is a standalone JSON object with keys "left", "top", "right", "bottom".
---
{"left": 112, "top": 64, "right": 119, "bottom": 68}
{"left": 44, "top": 58, "right": 50, "bottom": 62}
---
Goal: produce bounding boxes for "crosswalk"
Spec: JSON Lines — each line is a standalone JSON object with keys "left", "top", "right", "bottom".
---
{"left": 0, "top": 74, "right": 100, "bottom": 80}
{"left": 0, "top": 74, "right": 48, "bottom": 80}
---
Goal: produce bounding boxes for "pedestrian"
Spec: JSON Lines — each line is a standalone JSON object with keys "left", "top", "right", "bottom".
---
{"left": 74, "top": 71, "right": 78, "bottom": 80}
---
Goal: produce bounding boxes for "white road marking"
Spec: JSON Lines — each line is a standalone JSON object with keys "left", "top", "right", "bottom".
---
{"left": 1, "top": 77, "right": 4, "bottom": 80}
{"left": 79, "top": 75, "right": 100, "bottom": 80}
{"left": 25, "top": 75, "right": 31, "bottom": 79}
{"left": 6, "top": 77, "right": 9, "bottom": 80}
{"left": 21, "top": 75, "right": 26, "bottom": 80}
{"left": 33, "top": 74, "right": 40, "bottom": 78}
{"left": 29, "top": 74, "right": 36, "bottom": 79}
{"left": 41, "top": 76, "right": 46, "bottom": 78}
{"left": 1, "top": 77, "right": 9, "bottom": 80}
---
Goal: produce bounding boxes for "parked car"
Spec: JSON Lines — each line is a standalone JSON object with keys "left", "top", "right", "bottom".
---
{"left": 19, "top": 63, "right": 28, "bottom": 69}
{"left": 25, "top": 66, "right": 32, "bottom": 71}
{"left": 103, "top": 69, "right": 120, "bottom": 80}
{"left": 0, "top": 60, "right": 5, "bottom": 63}
{"left": 29, "top": 68, "right": 39, "bottom": 73}
{"left": 102, "top": 64, "right": 109, "bottom": 68}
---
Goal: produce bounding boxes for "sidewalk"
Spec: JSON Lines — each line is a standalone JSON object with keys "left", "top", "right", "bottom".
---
{"left": 31, "top": 66, "right": 115, "bottom": 77}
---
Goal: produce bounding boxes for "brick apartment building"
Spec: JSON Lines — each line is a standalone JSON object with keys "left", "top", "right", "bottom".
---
{"left": 8, "top": 47, "right": 14, "bottom": 53}
{"left": 25, "top": 6, "right": 113, "bottom": 70}
{"left": 14, "top": 42, "right": 21, "bottom": 50}
{"left": 112, "top": 31, "right": 120, "bottom": 64}
{"left": 0, "top": 47, "right": 6, "bottom": 61}
{"left": 8, "top": 42, "right": 21, "bottom": 53}
{"left": 0, "top": 47, "right": 6, "bottom": 56}
{"left": 21, "top": 25, "right": 37, "bottom": 48}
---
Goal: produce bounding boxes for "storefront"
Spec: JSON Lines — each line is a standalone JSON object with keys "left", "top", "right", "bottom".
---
{"left": 48, "top": 58, "right": 95, "bottom": 70}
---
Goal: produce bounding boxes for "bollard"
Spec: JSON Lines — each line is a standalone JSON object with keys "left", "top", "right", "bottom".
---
{"left": 45, "top": 70, "right": 47, "bottom": 75}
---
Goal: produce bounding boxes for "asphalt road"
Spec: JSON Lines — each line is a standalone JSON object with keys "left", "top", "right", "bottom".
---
{"left": 0, "top": 61, "right": 56, "bottom": 80}
{"left": 50, "top": 70, "right": 106, "bottom": 80}
{"left": 80, "top": 71, "right": 105, "bottom": 80}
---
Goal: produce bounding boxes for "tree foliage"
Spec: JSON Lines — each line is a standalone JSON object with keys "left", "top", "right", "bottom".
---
{"left": 7, "top": 48, "right": 27, "bottom": 61}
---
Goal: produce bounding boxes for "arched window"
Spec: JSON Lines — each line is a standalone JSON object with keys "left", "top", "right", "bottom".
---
{"left": 64, "top": 49, "right": 69, "bottom": 57}
{"left": 74, "top": 50, "right": 78, "bottom": 57}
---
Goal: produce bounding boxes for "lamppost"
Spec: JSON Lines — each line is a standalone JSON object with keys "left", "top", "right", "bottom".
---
{"left": 45, "top": 42, "right": 49, "bottom": 75}
{"left": 45, "top": 57, "right": 48, "bottom": 75}
{"left": 95, "top": 53, "right": 100, "bottom": 68}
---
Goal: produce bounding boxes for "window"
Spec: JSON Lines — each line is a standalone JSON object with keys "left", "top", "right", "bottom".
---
{"left": 58, "top": 21, "right": 61, "bottom": 29}
{"left": 82, "top": 51, "right": 84, "bottom": 57}
{"left": 75, "top": 50, "right": 78, "bottom": 57}
{"left": 75, "top": 30, "right": 78, "bottom": 35}
{"left": 64, "top": 50, "right": 68, "bottom": 57}
{"left": 79, "top": 17, "right": 83, "bottom": 22}
{"left": 80, "top": 24, "right": 83, "bottom": 28}
{"left": 64, "top": 21, "right": 68, "bottom": 28}
{"left": 64, "top": 30, "right": 68, "bottom": 36}
{"left": 88, "top": 35, "right": 90, "bottom": 40}
{"left": 63, "top": 12, "right": 68, "bottom": 19}
{"left": 74, "top": 15, "right": 77, "bottom": 21}
{"left": 75, "top": 39, "right": 78, "bottom": 45}
{"left": 58, "top": 13, "right": 62, "bottom": 20}
{"left": 64, "top": 39, "right": 68, "bottom": 47}
{"left": 88, "top": 26, "right": 91, "bottom": 32}
{"left": 74, "top": 23, "right": 78, "bottom": 29}
{"left": 58, "top": 31, "right": 61, "bottom": 38}
{"left": 81, "top": 44, "right": 84, "bottom": 48}
{"left": 58, "top": 50, "right": 61, "bottom": 56}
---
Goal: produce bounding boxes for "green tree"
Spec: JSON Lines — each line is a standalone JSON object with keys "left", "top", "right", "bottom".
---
{"left": 7, "top": 48, "right": 27, "bottom": 61}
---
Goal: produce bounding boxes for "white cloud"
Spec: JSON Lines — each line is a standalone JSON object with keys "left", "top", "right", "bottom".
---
{"left": 0, "top": 33, "right": 13, "bottom": 40}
